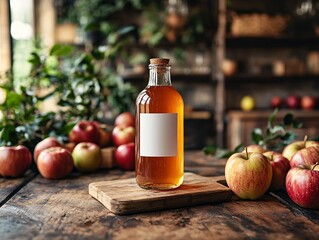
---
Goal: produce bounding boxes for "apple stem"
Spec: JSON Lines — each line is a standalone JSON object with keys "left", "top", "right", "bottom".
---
{"left": 245, "top": 147, "right": 248, "bottom": 160}
{"left": 303, "top": 135, "right": 308, "bottom": 148}
{"left": 312, "top": 162, "right": 319, "bottom": 171}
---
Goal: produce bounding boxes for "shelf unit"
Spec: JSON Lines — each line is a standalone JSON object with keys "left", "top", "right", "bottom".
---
{"left": 226, "top": 36, "right": 319, "bottom": 49}
{"left": 215, "top": 0, "right": 319, "bottom": 148}
{"left": 225, "top": 74, "right": 319, "bottom": 83}
{"left": 121, "top": 0, "right": 319, "bottom": 148}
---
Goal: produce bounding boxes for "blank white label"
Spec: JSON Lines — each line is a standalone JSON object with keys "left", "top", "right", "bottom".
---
{"left": 140, "top": 113, "right": 177, "bottom": 157}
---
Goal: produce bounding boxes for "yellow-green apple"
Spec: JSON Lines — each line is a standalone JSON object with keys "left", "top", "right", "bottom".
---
{"left": 286, "top": 163, "right": 319, "bottom": 209}
{"left": 69, "top": 120, "right": 100, "bottom": 144}
{"left": 240, "top": 95, "right": 255, "bottom": 111}
{"left": 115, "top": 143, "right": 135, "bottom": 171}
{"left": 72, "top": 142, "right": 101, "bottom": 172}
{"left": 37, "top": 147, "right": 73, "bottom": 179}
{"left": 301, "top": 96, "right": 317, "bottom": 110}
{"left": 282, "top": 138, "right": 319, "bottom": 160}
{"left": 0, "top": 145, "right": 32, "bottom": 177}
{"left": 112, "top": 125, "right": 135, "bottom": 147}
{"left": 225, "top": 149, "right": 273, "bottom": 200}
{"left": 244, "top": 144, "right": 267, "bottom": 153}
{"left": 286, "top": 95, "right": 300, "bottom": 109}
{"left": 34, "top": 137, "right": 62, "bottom": 163}
{"left": 115, "top": 112, "right": 135, "bottom": 127}
{"left": 290, "top": 146, "right": 319, "bottom": 168}
{"left": 263, "top": 151, "right": 290, "bottom": 191}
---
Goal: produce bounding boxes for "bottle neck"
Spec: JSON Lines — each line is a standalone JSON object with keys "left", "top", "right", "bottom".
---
{"left": 148, "top": 64, "right": 172, "bottom": 86}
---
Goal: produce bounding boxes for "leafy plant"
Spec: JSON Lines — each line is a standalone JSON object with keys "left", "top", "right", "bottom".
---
{"left": 72, "top": 0, "right": 142, "bottom": 42}
{"left": 0, "top": 78, "right": 72, "bottom": 149}
{"left": 28, "top": 41, "right": 137, "bottom": 119}
{"left": 252, "top": 109, "right": 302, "bottom": 151}
{"left": 204, "top": 109, "right": 303, "bottom": 158}
{"left": 0, "top": 43, "right": 137, "bottom": 148}
{"left": 203, "top": 143, "right": 244, "bottom": 159}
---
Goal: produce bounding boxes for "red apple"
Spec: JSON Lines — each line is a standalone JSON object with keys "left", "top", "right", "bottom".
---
{"left": 286, "top": 163, "right": 319, "bottom": 209}
{"left": 37, "top": 147, "right": 73, "bottom": 179}
{"left": 244, "top": 144, "right": 267, "bottom": 153}
{"left": 270, "top": 96, "right": 282, "bottom": 109}
{"left": 0, "top": 145, "right": 32, "bottom": 177}
{"left": 72, "top": 142, "right": 101, "bottom": 172}
{"left": 115, "top": 143, "right": 135, "bottom": 171}
{"left": 112, "top": 125, "right": 135, "bottom": 147}
{"left": 115, "top": 112, "right": 135, "bottom": 127}
{"left": 290, "top": 146, "right": 319, "bottom": 168}
{"left": 92, "top": 121, "right": 112, "bottom": 147}
{"left": 225, "top": 149, "right": 273, "bottom": 200}
{"left": 69, "top": 121, "right": 100, "bottom": 144}
{"left": 98, "top": 127, "right": 112, "bottom": 147}
{"left": 282, "top": 138, "right": 319, "bottom": 160}
{"left": 301, "top": 96, "right": 317, "bottom": 110}
{"left": 263, "top": 151, "right": 290, "bottom": 191}
{"left": 222, "top": 59, "right": 237, "bottom": 76}
{"left": 286, "top": 95, "right": 300, "bottom": 109}
{"left": 34, "top": 137, "right": 62, "bottom": 163}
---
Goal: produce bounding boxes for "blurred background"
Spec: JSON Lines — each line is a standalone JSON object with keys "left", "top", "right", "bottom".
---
{"left": 1, "top": 0, "right": 319, "bottom": 150}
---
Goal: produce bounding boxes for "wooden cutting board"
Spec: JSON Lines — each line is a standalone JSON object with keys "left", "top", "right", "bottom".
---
{"left": 88, "top": 172, "right": 232, "bottom": 215}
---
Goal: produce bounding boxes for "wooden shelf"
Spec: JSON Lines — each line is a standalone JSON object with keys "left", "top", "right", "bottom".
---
{"left": 225, "top": 74, "right": 319, "bottom": 84}
{"left": 185, "top": 111, "right": 212, "bottom": 120}
{"left": 226, "top": 36, "right": 319, "bottom": 49}
{"left": 227, "top": 109, "right": 319, "bottom": 118}
{"left": 122, "top": 73, "right": 213, "bottom": 83}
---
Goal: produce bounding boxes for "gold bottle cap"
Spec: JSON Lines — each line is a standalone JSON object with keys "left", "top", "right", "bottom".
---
{"left": 150, "top": 58, "right": 170, "bottom": 65}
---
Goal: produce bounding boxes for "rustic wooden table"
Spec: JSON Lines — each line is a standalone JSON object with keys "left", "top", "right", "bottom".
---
{"left": 0, "top": 151, "right": 318, "bottom": 240}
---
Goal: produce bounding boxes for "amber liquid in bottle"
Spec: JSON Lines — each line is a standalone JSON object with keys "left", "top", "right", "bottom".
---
{"left": 135, "top": 58, "right": 184, "bottom": 189}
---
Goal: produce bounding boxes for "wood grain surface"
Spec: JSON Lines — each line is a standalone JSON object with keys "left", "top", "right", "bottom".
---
{"left": 89, "top": 173, "right": 232, "bottom": 215}
{"left": 0, "top": 151, "right": 318, "bottom": 240}
{"left": 0, "top": 171, "right": 36, "bottom": 207}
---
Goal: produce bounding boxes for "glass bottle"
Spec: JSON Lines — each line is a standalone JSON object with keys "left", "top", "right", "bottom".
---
{"left": 135, "top": 58, "right": 184, "bottom": 190}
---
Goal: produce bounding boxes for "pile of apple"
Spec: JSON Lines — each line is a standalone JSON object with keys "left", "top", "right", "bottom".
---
{"left": 225, "top": 138, "right": 319, "bottom": 209}
{"left": 271, "top": 95, "right": 318, "bottom": 110}
{"left": 111, "top": 112, "right": 135, "bottom": 171}
{"left": 0, "top": 112, "right": 136, "bottom": 179}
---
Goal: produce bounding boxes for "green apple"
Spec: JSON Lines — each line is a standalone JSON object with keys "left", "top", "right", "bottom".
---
{"left": 225, "top": 149, "right": 273, "bottom": 200}
{"left": 72, "top": 142, "right": 102, "bottom": 172}
{"left": 240, "top": 95, "right": 255, "bottom": 111}
{"left": 282, "top": 136, "right": 319, "bottom": 160}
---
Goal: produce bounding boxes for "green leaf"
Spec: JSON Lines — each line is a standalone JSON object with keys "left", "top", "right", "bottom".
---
{"left": 203, "top": 145, "right": 217, "bottom": 156}
{"left": 252, "top": 128, "right": 263, "bottom": 145}
{"left": 233, "top": 143, "right": 245, "bottom": 153}
{"left": 5, "top": 92, "right": 24, "bottom": 108}
{"left": 283, "top": 113, "right": 294, "bottom": 126}
{"left": 293, "top": 120, "right": 303, "bottom": 128}
{"left": 268, "top": 108, "right": 278, "bottom": 128}
{"left": 49, "top": 44, "right": 73, "bottom": 56}
{"left": 0, "top": 125, "right": 17, "bottom": 146}
{"left": 270, "top": 125, "right": 285, "bottom": 135}
{"left": 117, "top": 26, "right": 135, "bottom": 36}
{"left": 28, "top": 52, "right": 41, "bottom": 66}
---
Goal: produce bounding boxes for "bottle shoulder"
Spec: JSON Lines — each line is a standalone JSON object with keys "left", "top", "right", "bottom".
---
{"left": 137, "top": 86, "right": 183, "bottom": 103}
